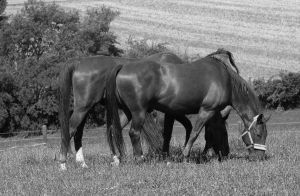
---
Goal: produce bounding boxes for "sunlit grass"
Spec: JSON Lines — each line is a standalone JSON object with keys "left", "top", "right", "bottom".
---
{"left": 0, "top": 123, "right": 299, "bottom": 195}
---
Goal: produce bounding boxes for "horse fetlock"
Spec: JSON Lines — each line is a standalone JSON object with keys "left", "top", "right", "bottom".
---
{"left": 134, "top": 155, "right": 145, "bottom": 164}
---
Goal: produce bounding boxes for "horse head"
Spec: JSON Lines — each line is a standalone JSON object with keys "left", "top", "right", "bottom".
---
{"left": 240, "top": 113, "right": 270, "bottom": 161}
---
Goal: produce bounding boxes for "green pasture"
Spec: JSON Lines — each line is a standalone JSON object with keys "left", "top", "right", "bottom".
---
{"left": 0, "top": 110, "right": 299, "bottom": 195}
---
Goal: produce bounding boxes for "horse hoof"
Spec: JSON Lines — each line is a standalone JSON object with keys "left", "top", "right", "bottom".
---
{"left": 80, "top": 162, "right": 88, "bottom": 168}
{"left": 135, "top": 155, "right": 145, "bottom": 164}
{"left": 59, "top": 163, "right": 67, "bottom": 171}
{"left": 183, "top": 157, "right": 189, "bottom": 163}
{"left": 111, "top": 155, "right": 120, "bottom": 167}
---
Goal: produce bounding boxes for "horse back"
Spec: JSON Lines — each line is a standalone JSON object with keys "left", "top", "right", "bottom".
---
{"left": 155, "top": 59, "right": 232, "bottom": 112}
{"left": 116, "top": 60, "right": 163, "bottom": 109}
{"left": 71, "top": 56, "right": 118, "bottom": 105}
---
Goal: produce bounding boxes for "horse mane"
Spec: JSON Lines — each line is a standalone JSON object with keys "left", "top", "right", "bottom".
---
{"left": 208, "top": 49, "right": 262, "bottom": 114}
{"left": 206, "top": 48, "right": 240, "bottom": 74}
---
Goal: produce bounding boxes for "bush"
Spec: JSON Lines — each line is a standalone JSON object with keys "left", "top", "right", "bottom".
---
{"left": 253, "top": 72, "right": 300, "bottom": 110}
{"left": 0, "top": 0, "right": 6, "bottom": 16}
{"left": 124, "top": 37, "right": 169, "bottom": 58}
{"left": 80, "top": 6, "right": 123, "bottom": 56}
{"left": 0, "top": 72, "right": 21, "bottom": 135}
{"left": 0, "top": 0, "right": 121, "bottom": 134}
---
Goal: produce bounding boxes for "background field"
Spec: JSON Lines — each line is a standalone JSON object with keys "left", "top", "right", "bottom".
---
{"left": 6, "top": 0, "right": 300, "bottom": 79}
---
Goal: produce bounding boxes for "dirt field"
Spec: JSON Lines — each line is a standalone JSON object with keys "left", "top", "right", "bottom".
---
{"left": 6, "top": 0, "right": 300, "bottom": 79}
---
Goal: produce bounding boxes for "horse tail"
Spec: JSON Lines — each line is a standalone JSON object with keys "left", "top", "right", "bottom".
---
{"left": 59, "top": 62, "right": 75, "bottom": 142}
{"left": 141, "top": 113, "right": 163, "bottom": 153}
{"left": 105, "top": 64, "right": 126, "bottom": 157}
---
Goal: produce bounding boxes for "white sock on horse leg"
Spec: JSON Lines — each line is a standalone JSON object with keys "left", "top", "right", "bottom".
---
{"left": 76, "top": 147, "right": 88, "bottom": 168}
{"left": 111, "top": 155, "right": 120, "bottom": 166}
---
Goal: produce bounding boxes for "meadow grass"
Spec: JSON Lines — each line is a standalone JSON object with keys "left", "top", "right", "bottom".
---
{"left": 0, "top": 122, "right": 299, "bottom": 195}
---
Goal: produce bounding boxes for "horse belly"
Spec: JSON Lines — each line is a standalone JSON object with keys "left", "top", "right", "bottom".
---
{"left": 156, "top": 90, "right": 203, "bottom": 114}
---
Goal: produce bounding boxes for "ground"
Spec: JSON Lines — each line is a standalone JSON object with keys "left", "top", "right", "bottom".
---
{"left": 0, "top": 109, "right": 299, "bottom": 195}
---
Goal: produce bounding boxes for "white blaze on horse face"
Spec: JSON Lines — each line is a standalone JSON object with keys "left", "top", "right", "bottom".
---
{"left": 76, "top": 147, "right": 88, "bottom": 168}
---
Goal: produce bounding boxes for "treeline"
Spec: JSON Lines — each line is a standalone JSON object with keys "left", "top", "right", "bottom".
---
{"left": 0, "top": 0, "right": 299, "bottom": 135}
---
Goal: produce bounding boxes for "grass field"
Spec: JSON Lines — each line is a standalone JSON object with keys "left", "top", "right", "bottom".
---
{"left": 3, "top": 1, "right": 300, "bottom": 195}
{"left": 0, "top": 110, "right": 300, "bottom": 195}
{"left": 6, "top": 0, "right": 300, "bottom": 79}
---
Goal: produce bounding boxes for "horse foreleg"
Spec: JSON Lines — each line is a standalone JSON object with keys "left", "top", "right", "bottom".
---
{"left": 182, "top": 108, "right": 215, "bottom": 160}
{"left": 175, "top": 115, "right": 192, "bottom": 148}
{"left": 162, "top": 114, "right": 175, "bottom": 155}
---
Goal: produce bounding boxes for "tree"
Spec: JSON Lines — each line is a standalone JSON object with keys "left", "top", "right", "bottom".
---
{"left": 0, "top": 0, "right": 122, "bottom": 133}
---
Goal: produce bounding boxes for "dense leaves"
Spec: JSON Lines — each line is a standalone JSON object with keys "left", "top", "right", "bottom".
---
{"left": 125, "top": 37, "right": 169, "bottom": 58}
{"left": 253, "top": 72, "right": 300, "bottom": 110}
{"left": 0, "top": 0, "right": 121, "bottom": 134}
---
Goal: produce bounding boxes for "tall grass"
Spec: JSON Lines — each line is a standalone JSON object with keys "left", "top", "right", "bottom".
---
{"left": 0, "top": 124, "right": 299, "bottom": 195}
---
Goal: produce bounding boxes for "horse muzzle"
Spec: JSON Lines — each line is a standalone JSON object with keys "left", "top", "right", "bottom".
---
{"left": 248, "top": 148, "right": 266, "bottom": 161}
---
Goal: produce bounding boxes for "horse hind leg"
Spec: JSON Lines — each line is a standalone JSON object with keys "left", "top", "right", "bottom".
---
{"left": 111, "top": 109, "right": 131, "bottom": 166}
{"left": 59, "top": 108, "right": 89, "bottom": 170}
{"left": 129, "top": 112, "right": 145, "bottom": 162}
{"left": 74, "top": 115, "right": 88, "bottom": 168}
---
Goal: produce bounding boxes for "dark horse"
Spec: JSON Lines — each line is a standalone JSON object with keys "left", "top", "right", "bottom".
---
{"left": 58, "top": 52, "right": 201, "bottom": 170}
{"left": 106, "top": 49, "right": 269, "bottom": 162}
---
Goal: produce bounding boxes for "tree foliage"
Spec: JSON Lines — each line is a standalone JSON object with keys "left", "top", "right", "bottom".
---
{"left": 125, "top": 37, "right": 169, "bottom": 58}
{"left": 253, "top": 72, "right": 300, "bottom": 110}
{"left": 0, "top": 0, "right": 121, "bottom": 134}
{"left": 0, "top": 0, "right": 7, "bottom": 16}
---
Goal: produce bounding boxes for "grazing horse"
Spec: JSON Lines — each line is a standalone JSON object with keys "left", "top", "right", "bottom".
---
{"left": 58, "top": 52, "right": 196, "bottom": 170}
{"left": 106, "top": 49, "right": 269, "bottom": 163}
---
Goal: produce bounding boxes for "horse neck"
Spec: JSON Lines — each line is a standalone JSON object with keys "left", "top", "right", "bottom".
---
{"left": 231, "top": 78, "right": 260, "bottom": 127}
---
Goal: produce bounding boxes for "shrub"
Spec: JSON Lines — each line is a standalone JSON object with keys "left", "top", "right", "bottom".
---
{"left": 0, "top": 0, "right": 121, "bottom": 134}
{"left": 80, "top": 6, "right": 123, "bottom": 56}
{"left": 0, "top": 72, "right": 21, "bottom": 135}
{"left": 253, "top": 72, "right": 300, "bottom": 110}
{"left": 124, "top": 37, "right": 169, "bottom": 58}
{"left": 0, "top": 0, "right": 7, "bottom": 16}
